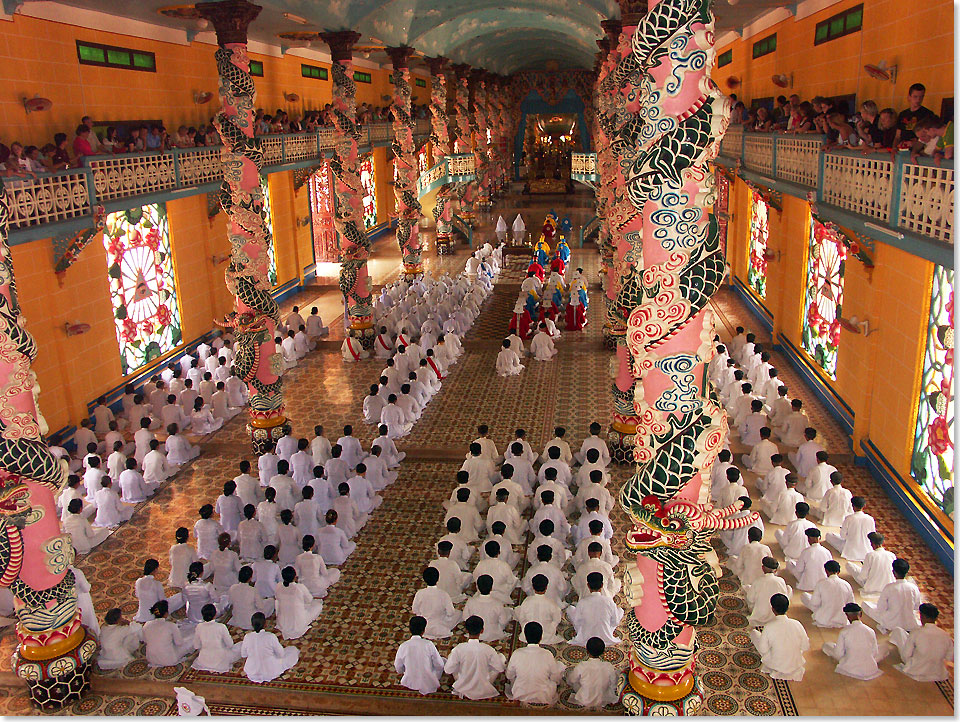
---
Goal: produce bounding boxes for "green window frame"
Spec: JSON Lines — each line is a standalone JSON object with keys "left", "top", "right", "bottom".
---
{"left": 249, "top": 60, "right": 264, "bottom": 77}
{"left": 301, "top": 63, "right": 328, "bottom": 80}
{"left": 415, "top": 77, "right": 427, "bottom": 88}
{"left": 354, "top": 71, "right": 372, "bottom": 84}
{"left": 76, "top": 40, "right": 156, "bottom": 72}
{"left": 815, "top": 4, "right": 863, "bottom": 45}
{"left": 717, "top": 49, "right": 733, "bottom": 68}
{"left": 752, "top": 33, "right": 777, "bottom": 59}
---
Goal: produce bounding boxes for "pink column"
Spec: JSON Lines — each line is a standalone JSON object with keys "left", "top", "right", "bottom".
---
{"left": 387, "top": 46, "right": 423, "bottom": 277}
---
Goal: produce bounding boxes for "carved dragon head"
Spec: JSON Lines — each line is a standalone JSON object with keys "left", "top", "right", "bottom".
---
{"left": 626, "top": 495, "right": 759, "bottom": 553}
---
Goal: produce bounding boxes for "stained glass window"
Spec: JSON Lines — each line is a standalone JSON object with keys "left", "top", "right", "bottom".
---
{"left": 359, "top": 155, "right": 377, "bottom": 229}
{"left": 911, "top": 266, "right": 955, "bottom": 515}
{"left": 260, "top": 179, "right": 278, "bottom": 286}
{"left": 747, "top": 191, "right": 769, "bottom": 298}
{"left": 102, "top": 203, "right": 182, "bottom": 375}
{"left": 715, "top": 169, "right": 729, "bottom": 259}
{"left": 308, "top": 163, "right": 338, "bottom": 262}
{"left": 801, "top": 219, "right": 845, "bottom": 379}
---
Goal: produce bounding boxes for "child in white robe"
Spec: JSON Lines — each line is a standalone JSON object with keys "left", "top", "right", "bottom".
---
{"left": 274, "top": 566, "right": 323, "bottom": 640}
{"left": 316, "top": 510, "right": 356, "bottom": 566}
{"left": 97, "top": 608, "right": 143, "bottom": 670}
{"left": 889, "top": 603, "right": 954, "bottom": 682}
{"left": 252, "top": 545, "right": 282, "bottom": 599}
{"left": 496, "top": 339, "right": 523, "bottom": 376}
{"left": 444, "top": 615, "right": 506, "bottom": 700}
{"left": 801, "top": 560, "right": 854, "bottom": 627}
{"left": 411, "top": 566, "right": 460, "bottom": 639}
{"left": 194, "top": 504, "right": 222, "bottom": 561}
{"left": 395, "top": 616, "right": 445, "bottom": 695}
{"left": 846, "top": 532, "right": 895, "bottom": 594}
{"left": 506, "top": 622, "right": 565, "bottom": 705}
{"left": 568, "top": 573, "right": 623, "bottom": 646}
{"left": 861, "top": 558, "right": 922, "bottom": 633}
{"left": 93, "top": 478, "right": 134, "bottom": 528}
{"left": 228, "top": 566, "right": 274, "bottom": 630}
{"left": 209, "top": 533, "right": 241, "bottom": 594}
{"left": 241, "top": 612, "right": 300, "bottom": 683}
{"left": 63, "top": 499, "right": 110, "bottom": 555}
{"left": 165, "top": 424, "right": 200, "bottom": 466}
{"left": 746, "top": 557, "right": 793, "bottom": 627}
{"left": 142, "top": 600, "right": 195, "bottom": 668}
{"left": 566, "top": 637, "right": 619, "bottom": 709}
{"left": 821, "top": 603, "right": 883, "bottom": 679}
{"left": 192, "top": 603, "right": 241, "bottom": 672}
{"left": 462, "top": 574, "right": 513, "bottom": 642}
{"left": 749, "top": 593, "right": 809, "bottom": 681}
{"left": 295, "top": 535, "right": 340, "bottom": 598}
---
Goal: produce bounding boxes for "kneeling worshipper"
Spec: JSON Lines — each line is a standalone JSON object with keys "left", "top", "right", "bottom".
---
{"left": 530, "top": 323, "right": 558, "bottom": 361}
{"left": 341, "top": 335, "right": 369, "bottom": 362}
{"left": 821, "top": 603, "right": 883, "bottom": 680}
{"left": 544, "top": 270, "right": 566, "bottom": 319}
{"left": 496, "top": 339, "right": 524, "bottom": 377}
{"left": 241, "top": 612, "right": 300, "bottom": 683}
{"left": 395, "top": 615, "right": 446, "bottom": 695}
{"left": 749, "top": 593, "right": 810, "bottom": 681}
{"left": 565, "top": 285, "right": 587, "bottom": 331}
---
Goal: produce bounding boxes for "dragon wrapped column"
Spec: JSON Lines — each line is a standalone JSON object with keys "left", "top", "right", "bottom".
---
{"left": 425, "top": 56, "right": 455, "bottom": 246}
{"left": 450, "top": 64, "right": 476, "bottom": 221}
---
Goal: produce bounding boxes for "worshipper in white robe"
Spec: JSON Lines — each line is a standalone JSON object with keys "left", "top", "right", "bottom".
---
{"left": 779, "top": 401, "right": 812, "bottom": 446}
{"left": 363, "top": 385, "right": 385, "bottom": 425}
{"left": 71, "top": 565, "right": 99, "bottom": 636}
{"left": 316, "top": 510, "right": 356, "bottom": 565}
{"left": 119, "top": 459, "right": 156, "bottom": 504}
{"left": 786, "top": 528, "right": 831, "bottom": 591}
{"left": 862, "top": 558, "right": 922, "bottom": 633}
{"left": 97, "top": 608, "right": 143, "bottom": 670}
{"left": 182, "top": 562, "right": 226, "bottom": 624}
{"left": 462, "top": 574, "right": 513, "bottom": 642}
{"left": 730, "top": 527, "right": 772, "bottom": 588}
{"left": 143, "top": 440, "right": 175, "bottom": 486}
{"left": 767, "top": 475, "right": 805, "bottom": 526}
{"left": 801, "top": 560, "right": 854, "bottom": 627}
{"left": 496, "top": 339, "right": 523, "bottom": 376}
{"left": 719, "top": 498, "right": 762, "bottom": 558}
{"left": 528, "top": 520, "right": 571, "bottom": 569}
{"left": 445, "top": 615, "right": 506, "bottom": 700}
{"left": 341, "top": 336, "right": 369, "bottom": 362}
{"left": 194, "top": 505, "right": 222, "bottom": 561}
{"left": 106, "top": 443, "right": 127, "bottom": 483}
{"left": 758, "top": 457, "right": 790, "bottom": 514}
{"left": 143, "top": 600, "right": 195, "bottom": 667}
{"left": 573, "top": 522, "right": 619, "bottom": 569}
{"left": 192, "top": 603, "right": 242, "bottom": 672}
{"left": 485, "top": 492, "right": 525, "bottom": 546}
{"left": 746, "top": 557, "right": 793, "bottom": 627}
{"left": 380, "top": 395, "right": 412, "bottom": 438}
{"left": 166, "top": 424, "right": 200, "bottom": 466}
{"left": 295, "top": 536, "right": 340, "bottom": 598}
{"left": 566, "top": 637, "right": 619, "bottom": 710}
{"left": 58, "top": 476, "right": 91, "bottom": 523}
{"left": 274, "top": 566, "right": 323, "bottom": 640}
{"left": 575, "top": 474, "right": 615, "bottom": 518}
{"left": 767, "top": 386, "right": 792, "bottom": 429}
{"left": 332, "top": 483, "right": 367, "bottom": 539}
{"left": 514, "top": 576, "right": 563, "bottom": 645}
{"left": 575, "top": 422, "right": 612, "bottom": 466}
{"left": 738, "top": 400, "right": 768, "bottom": 446}
{"left": 83, "top": 459, "right": 106, "bottom": 502}
{"left": 305, "top": 307, "right": 329, "bottom": 337}
{"left": 189, "top": 397, "right": 222, "bottom": 436}
{"left": 749, "top": 593, "right": 809, "bottom": 681}
{"left": 228, "top": 566, "right": 274, "bottom": 630}
{"left": 572, "top": 544, "right": 621, "bottom": 600}
{"left": 744, "top": 428, "right": 778, "bottom": 476}
{"left": 209, "top": 534, "right": 241, "bottom": 594}
{"left": 309, "top": 426, "right": 333, "bottom": 467}
{"left": 254, "top": 493, "right": 280, "bottom": 546}
{"left": 847, "top": 532, "right": 896, "bottom": 594}
{"left": 93, "top": 478, "right": 134, "bottom": 528}
{"left": 135, "top": 559, "right": 184, "bottom": 623}
{"left": 395, "top": 615, "right": 446, "bottom": 695}
{"left": 506, "top": 622, "right": 566, "bottom": 705}
{"left": 373, "top": 327, "right": 394, "bottom": 359}
{"left": 252, "top": 546, "right": 282, "bottom": 600}
{"left": 774, "top": 502, "right": 815, "bottom": 561}
{"left": 568, "top": 573, "right": 623, "bottom": 646}
{"left": 241, "top": 612, "right": 300, "bottom": 683}
{"left": 534, "top": 494, "right": 573, "bottom": 542}
{"left": 276, "top": 511, "right": 302, "bottom": 568}
{"left": 709, "top": 450, "right": 734, "bottom": 501}
{"left": 335, "top": 426, "right": 365, "bottom": 471}
{"left": 817, "top": 471, "right": 854, "bottom": 527}
{"left": 412, "top": 566, "right": 460, "bottom": 639}
{"left": 821, "top": 603, "right": 883, "bottom": 679}
{"left": 64, "top": 499, "right": 110, "bottom": 555}
{"left": 430, "top": 542, "right": 472, "bottom": 603}
{"left": 522, "top": 546, "right": 569, "bottom": 609}
{"left": 798, "top": 451, "right": 836, "bottom": 504}
{"left": 716, "top": 468, "right": 748, "bottom": 510}
{"left": 789, "top": 429, "right": 825, "bottom": 480}
{"left": 225, "top": 373, "right": 249, "bottom": 408}
{"left": 889, "top": 603, "right": 954, "bottom": 682}
{"left": 825, "top": 497, "right": 875, "bottom": 561}
{"left": 473, "top": 541, "right": 519, "bottom": 604}
{"left": 530, "top": 324, "right": 558, "bottom": 361}
{"left": 293, "top": 326, "right": 314, "bottom": 357}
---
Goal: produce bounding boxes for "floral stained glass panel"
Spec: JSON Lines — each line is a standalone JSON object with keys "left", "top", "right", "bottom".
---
{"left": 715, "top": 169, "right": 729, "bottom": 259}
{"left": 747, "top": 191, "right": 768, "bottom": 298}
{"left": 801, "top": 219, "right": 845, "bottom": 379}
{"left": 359, "top": 155, "right": 377, "bottom": 230}
{"left": 911, "top": 266, "right": 954, "bottom": 515}
{"left": 102, "top": 203, "right": 182, "bottom": 376}
{"left": 418, "top": 150, "right": 428, "bottom": 174}
{"left": 261, "top": 179, "right": 278, "bottom": 286}
{"left": 308, "top": 163, "right": 338, "bottom": 263}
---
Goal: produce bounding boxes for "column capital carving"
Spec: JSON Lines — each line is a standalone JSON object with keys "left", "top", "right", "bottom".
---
{"left": 319, "top": 30, "right": 361, "bottom": 63}
{"left": 451, "top": 63, "right": 472, "bottom": 81}
{"left": 617, "top": 0, "right": 648, "bottom": 26}
{"left": 385, "top": 45, "right": 415, "bottom": 70}
{"left": 600, "top": 18, "right": 622, "bottom": 42}
{"left": 424, "top": 55, "right": 448, "bottom": 76}
{"left": 196, "top": 0, "right": 262, "bottom": 46}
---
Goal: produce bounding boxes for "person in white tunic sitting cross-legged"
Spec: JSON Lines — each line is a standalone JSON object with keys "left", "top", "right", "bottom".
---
{"left": 861, "top": 558, "right": 922, "bottom": 634}
{"left": 744, "top": 426, "right": 778, "bottom": 476}
{"left": 143, "top": 599, "right": 195, "bottom": 668}
{"left": 568, "top": 572, "right": 623, "bottom": 646}
{"left": 846, "top": 532, "right": 895, "bottom": 595}
{"left": 64, "top": 499, "right": 111, "bottom": 555}
{"left": 496, "top": 338, "right": 524, "bottom": 376}
{"left": 227, "top": 566, "right": 274, "bottom": 630}
{"left": 506, "top": 622, "right": 566, "bottom": 705}
{"left": 575, "top": 422, "right": 612, "bottom": 466}
{"left": 746, "top": 557, "right": 793, "bottom": 627}
{"left": 274, "top": 566, "right": 323, "bottom": 640}
{"left": 775, "top": 502, "right": 815, "bottom": 562}
{"left": 444, "top": 615, "right": 506, "bottom": 700}
{"left": 93, "top": 477, "right": 134, "bottom": 529}
{"left": 786, "top": 527, "right": 831, "bottom": 592}
{"left": 97, "top": 608, "right": 143, "bottom": 670}
{"left": 463, "top": 574, "right": 514, "bottom": 642}
{"left": 192, "top": 603, "right": 242, "bottom": 673}
{"left": 240, "top": 611, "right": 300, "bottom": 683}
{"left": 801, "top": 559, "right": 854, "bottom": 628}
{"left": 295, "top": 535, "right": 340, "bottom": 598}
{"left": 816, "top": 471, "right": 854, "bottom": 527}
{"left": 889, "top": 603, "right": 954, "bottom": 682}
{"left": 411, "top": 566, "right": 460, "bottom": 639}
{"left": 566, "top": 637, "right": 619, "bottom": 710}
{"left": 825, "top": 496, "right": 875, "bottom": 562}
{"left": 529, "top": 322, "right": 558, "bottom": 361}
{"left": 749, "top": 593, "right": 809, "bottom": 681}
{"left": 394, "top": 615, "right": 446, "bottom": 695}
{"left": 821, "top": 602, "right": 883, "bottom": 680}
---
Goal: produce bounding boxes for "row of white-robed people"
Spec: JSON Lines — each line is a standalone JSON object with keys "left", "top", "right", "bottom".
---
{"left": 707, "top": 331, "right": 953, "bottom": 684}
{"left": 394, "top": 422, "right": 624, "bottom": 708}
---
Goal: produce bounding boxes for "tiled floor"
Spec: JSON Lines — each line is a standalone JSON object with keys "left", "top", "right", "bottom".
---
{"left": 2, "top": 195, "right": 952, "bottom": 715}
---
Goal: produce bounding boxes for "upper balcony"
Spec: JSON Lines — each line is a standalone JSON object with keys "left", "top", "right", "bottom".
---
{"left": 4, "top": 119, "right": 432, "bottom": 244}
{"left": 717, "top": 126, "right": 953, "bottom": 266}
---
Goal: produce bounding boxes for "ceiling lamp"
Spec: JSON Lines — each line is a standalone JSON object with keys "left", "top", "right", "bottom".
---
{"left": 283, "top": 12, "right": 311, "bottom": 25}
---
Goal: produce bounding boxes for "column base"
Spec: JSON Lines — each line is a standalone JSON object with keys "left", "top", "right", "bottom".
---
{"left": 436, "top": 233, "right": 455, "bottom": 255}
{"left": 609, "top": 420, "right": 637, "bottom": 464}
{"left": 618, "top": 669, "right": 704, "bottom": 716}
{"left": 602, "top": 324, "right": 616, "bottom": 350}
{"left": 248, "top": 414, "right": 292, "bottom": 455}
{"left": 15, "top": 629, "right": 97, "bottom": 710}
{"left": 348, "top": 320, "right": 376, "bottom": 350}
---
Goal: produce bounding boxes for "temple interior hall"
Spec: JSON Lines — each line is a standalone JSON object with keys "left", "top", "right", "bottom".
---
{"left": 0, "top": 0, "right": 953, "bottom": 716}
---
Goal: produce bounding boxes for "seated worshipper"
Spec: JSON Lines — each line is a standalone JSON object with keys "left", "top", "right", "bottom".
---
{"left": 847, "top": 532, "right": 896, "bottom": 595}
{"left": 323, "top": 446, "right": 351, "bottom": 487}
{"left": 439, "top": 517, "right": 478, "bottom": 571}
{"left": 276, "top": 510, "right": 302, "bottom": 568}
{"left": 256, "top": 488, "right": 281, "bottom": 546}
{"left": 332, "top": 483, "right": 368, "bottom": 539}
{"left": 509, "top": 299, "right": 534, "bottom": 342}
{"left": 275, "top": 566, "right": 323, "bottom": 640}
{"left": 730, "top": 527, "right": 772, "bottom": 588}
{"left": 825, "top": 496, "right": 875, "bottom": 561}
{"left": 58, "top": 475, "right": 91, "bottom": 523}
{"left": 463, "top": 574, "right": 514, "bottom": 642}
{"left": 237, "top": 504, "right": 266, "bottom": 562}
{"left": 515, "top": 575, "right": 563, "bottom": 645}
{"left": 347, "top": 464, "right": 382, "bottom": 515}
{"left": 194, "top": 504, "right": 223, "bottom": 561}
{"left": 293, "top": 325, "right": 315, "bottom": 357}
{"left": 363, "top": 385, "right": 384, "bottom": 424}
{"left": 289, "top": 439, "right": 315, "bottom": 488}
{"left": 744, "top": 427, "right": 778, "bottom": 476}
{"left": 374, "top": 326, "right": 394, "bottom": 359}
{"left": 821, "top": 603, "right": 883, "bottom": 680}
{"left": 482, "top": 523, "right": 521, "bottom": 570}
{"left": 798, "top": 451, "right": 836, "bottom": 504}
{"left": 93, "top": 477, "right": 134, "bottom": 529}
{"left": 240, "top": 611, "right": 300, "bottom": 683}
{"left": 64, "top": 499, "right": 110, "bottom": 555}
{"left": 97, "top": 608, "right": 143, "bottom": 670}
{"left": 522, "top": 545, "right": 570, "bottom": 609}
{"left": 445, "top": 615, "right": 506, "bottom": 700}
{"left": 363, "top": 445, "right": 397, "bottom": 490}
{"left": 445, "top": 488, "right": 483, "bottom": 541}
{"left": 317, "top": 511, "right": 356, "bottom": 565}
{"left": 296, "top": 535, "right": 340, "bottom": 598}
{"left": 279, "top": 332, "right": 299, "bottom": 370}
{"left": 739, "top": 400, "right": 768, "bottom": 446}
{"left": 575, "top": 470, "right": 614, "bottom": 517}
{"left": 768, "top": 386, "right": 792, "bottom": 430}
{"left": 161, "top": 393, "right": 190, "bottom": 432}
{"left": 531, "top": 490, "right": 572, "bottom": 542}
{"left": 766, "top": 473, "right": 804, "bottom": 526}
{"left": 143, "top": 600, "right": 195, "bottom": 668}
{"left": 341, "top": 335, "right": 369, "bottom": 362}
{"left": 573, "top": 520, "right": 619, "bottom": 569}
{"left": 496, "top": 339, "right": 524, "bottom": 376}
{"left": 305, "top": 307, "right": 329, "bottom": 338}
{"left": 134, "top": 559, "right": 184, "bottom": 623}
{"left": 528, "top": 519, "right": 571, "bottom": 568}
{"left": 719, "top": 498, "right": 762, "bottom": 558}
{"left": 816, "top": 471, "right": 854, "bottom": 527}
{"left": 530, "top": 322, "right": 558, "bottom": 361}
{"left": 165, "top": 424, "right": 200, "bottom": 466}
{"left": 228, "top": 566, "right": 275, "bottom": 629}
{"left": 251, "top": 545, "right": 281, "bottom": 600}
{"left": 209, "top": 533, "right": 241, "bottom": 594}
{"left": 716, "top": 467, "right": 748, "bottom": 510}
{"left": 568, "top": 572, "right": 623, "bottom": 646}
{"left": 106, "top": 440, "right": 127, "bottom": 484}
{"left": 380, "top": 394, "right": 412, "bottom": 438}
{"left": 473, "top": 540, "right": 519, "bottom": 604}
{"left": 801, "top": 560, "right": 854, "bottom": 628}
{"left": 444, "top": 470, "right": 489, "bottom": 515}
{"left": 411, "top": 566, "right": 460, "bottom": 639}
{"left": 486, "top": 489, "right": 525, "bottom": 545}
{"left": 789, "top": 428, "right": 825, "bottom": 481}
{"left": 758, "top": 456, "right": 790, "bottom": 514}
{"left": 779, "top": 401, "right": 811, "bottom": 447}
{"left": 774, "top": 502, "right": 816, "bottom": 561}
{"left": 119, "top": 457, "right": 157, "bottom": 504}
{"left": 749, "top": 594, "right": 809, "bottom": 681}
{"left": 506, "top": 622, "right": 566, "bottom": 705}
{"left": 889, "top": 603, "right": 954, "bottom": 682}
{"left": 430, "top": 541, "right": 472, "bottom": 603}
{"left": 192, "top": 603, "right": 242, "bottom": 673}
{"left": 861, "top": 558, "right": 922, "bottom": 634}
{"left": 575, "top": 422, "right": 611, "bottom": 466}
{"left": 786, "top": 528, "right": 831, "bottom": 592}
{"left": 572, "top": 498, "right": 612, "bottom": 544}
{"left": 276, "top": 428, "right": 299, "bottom": 462}
{"left": 746, "top": 557, "right": 793, "bottom": 627}
{"left": 143, "top": 439, "right": 175, "bottom": 486}
{"left": 336, "top": 426, "right": 365, "bottom": 470}
{"left": 395, "top": 615, "right": 446, "bottom": 695}
{"left": 572, "top": 542, "right": 621, "bottom": 600}
{"left": 310, "top": 425, "right": 333, "bottom": 466}
{"left": 566, "top": 637, "right": 619, "bottom": 710}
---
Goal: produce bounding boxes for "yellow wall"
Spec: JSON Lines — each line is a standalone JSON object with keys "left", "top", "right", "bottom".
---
{"left": 715, "top": 0, "right": 953, "bottom": 114}
{"left": 726, "top": 174, "right": 935, "bottom": 484}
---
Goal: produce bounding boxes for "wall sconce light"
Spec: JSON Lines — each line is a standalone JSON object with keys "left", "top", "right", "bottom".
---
{"left": 840, "top": 315, "right": 877, "bottom": 336}
{"left": 284, "top": 92, "right": 301, "bottom": 103}
{"left": 194, "top": 90, "right": 214, "bottom": 105}
{"left": 23, "top": 95, "right": 53, "bottom": 114}
{"left": 64, "top": 321, "right": 90, "bottom": 336}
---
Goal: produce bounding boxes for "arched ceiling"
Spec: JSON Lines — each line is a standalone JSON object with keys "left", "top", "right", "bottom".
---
{"left": 36, "top": 0, "right": 791, "bottom": 74}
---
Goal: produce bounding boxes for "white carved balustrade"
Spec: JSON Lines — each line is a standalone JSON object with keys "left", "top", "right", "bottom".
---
{"left": 898, "top": 159, "right": 954, "bottom": 243}
{"left": 174, "top": 146, "right": 222, "bottom": 187}
{"left": 4, "top": 171, "right": 91, "bottom": 228}
{"left": 822, "top": 150, "right": 893, "bottom": 223}
{"left": 89, "top": 152, "right": 176, "bottom": 201}
{"left": 742, "top": 133, "right": 774, "bottom": 175}
{"left": 775, "top": 136, "right": 823, "bottom": 187}
{"left": 720, "top": 125, "right": 743, "bottom": 161}
{"left": 260, "top": 136, "right": 283, "bottom": 166}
